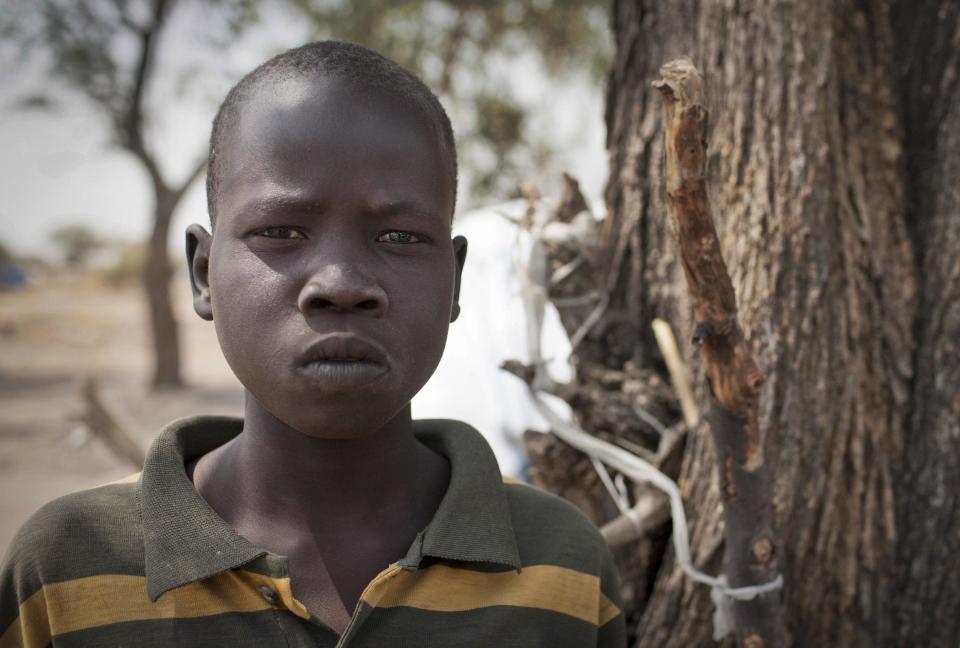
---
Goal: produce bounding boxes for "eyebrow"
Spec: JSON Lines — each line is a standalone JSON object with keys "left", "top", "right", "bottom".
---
{"left": 239, "top": 195, "right": 326, "bottom": 218}
{"left": 364, "top": 200, "right": 443, "bottom": 222}
{"left": 234, "top": 195, "right": 446, "bottom": 226}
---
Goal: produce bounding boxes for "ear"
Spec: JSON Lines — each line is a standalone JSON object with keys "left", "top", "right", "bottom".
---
{"left": 450, "top": 235, "right": 468, "bottom": 323}
{"left": 185, "top": 224, "right": 213, "bottom": 321}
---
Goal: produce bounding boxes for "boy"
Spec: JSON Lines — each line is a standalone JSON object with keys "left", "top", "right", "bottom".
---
{"left": 0, "top": 42, "right": 626, "bottom": 647}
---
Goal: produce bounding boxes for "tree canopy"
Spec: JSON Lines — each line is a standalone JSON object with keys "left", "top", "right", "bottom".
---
{"left": 4, "top": 0, "right": 611, "bottom": 205}
{"left": 279, "top": 0, "right": 612, "bottom": 199}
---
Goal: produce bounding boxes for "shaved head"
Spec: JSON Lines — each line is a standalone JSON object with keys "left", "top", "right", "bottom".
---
{"left": 206, "top": 41, "right": 457, "bottom": 225}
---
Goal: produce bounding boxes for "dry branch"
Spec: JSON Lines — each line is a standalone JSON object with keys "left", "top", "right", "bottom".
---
{"left": 653, "top": 58, "right": 784, "bottom": 647}
{"left": 651, "top": 318, "right": 699, "bottom": 430}
{"left": 601, "top": 489, "right": 671, "bottom": 550}
{"left": 81, "top": 377, "right": 145, "bottom": 470}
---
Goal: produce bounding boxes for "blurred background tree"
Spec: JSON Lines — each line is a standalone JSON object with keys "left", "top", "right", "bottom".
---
{"left": 2, "top": 0, "right": 609, "bottom": 389}
{"left": 0, "top": 241, "right": 14, "bottom": 267}
{"left": 2, "top": 0, "right": 260, "bottom": 387}
{"left": 49, "top": 223, "right": 103, "bottom": 268}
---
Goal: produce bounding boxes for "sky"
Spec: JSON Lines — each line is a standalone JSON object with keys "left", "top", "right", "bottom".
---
{"left": 0, "top": 3, "right": 608, "bottom": 262}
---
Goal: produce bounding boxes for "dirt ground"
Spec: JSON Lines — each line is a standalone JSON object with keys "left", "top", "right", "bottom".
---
{"left": 0, "top": 271, "right": 243, "bottom": 555}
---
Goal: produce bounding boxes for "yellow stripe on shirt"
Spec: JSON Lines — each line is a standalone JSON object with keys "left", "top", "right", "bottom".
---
{"left": 0, "top": 586, "right": 49, "bottom": 648}
{"left": 2, "top": 563, "right": 622, "bottom": 646}
{"left": 0, "top": 569, "right": 300, "bottom": 646}
{"left": 364, "top": 563, "right": 620, "bottom": 627}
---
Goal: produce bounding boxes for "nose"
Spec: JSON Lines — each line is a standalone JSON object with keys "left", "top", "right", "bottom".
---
{"left": 297, "top": 263, "right": 388, "bottom": 317}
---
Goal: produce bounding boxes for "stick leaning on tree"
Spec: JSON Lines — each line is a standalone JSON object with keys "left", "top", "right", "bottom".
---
{"left": 653, "top": 58, "right": 785, "bottom": 648}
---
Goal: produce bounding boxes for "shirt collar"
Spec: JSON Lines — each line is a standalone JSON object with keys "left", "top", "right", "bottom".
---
{"left": 140, "top": 416, "right": 521, "bottom": 601}
{"left": 400, "top": 419, "right": 522, "bottom": 571}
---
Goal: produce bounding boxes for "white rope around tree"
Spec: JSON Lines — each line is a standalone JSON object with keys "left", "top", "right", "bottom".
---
{"left": 526, "top": 385, "right": 783, "bottom": 639}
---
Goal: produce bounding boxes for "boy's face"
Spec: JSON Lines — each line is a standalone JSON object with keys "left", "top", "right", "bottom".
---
{"left": 188, "top": 75, "right": 465, "bottom": 439}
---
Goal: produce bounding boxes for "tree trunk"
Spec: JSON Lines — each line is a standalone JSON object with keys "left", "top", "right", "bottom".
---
{"left": 144, "top": 187, "right": 181, "bottom": 389}
{"left": 523, "top": 0, "right": 960, "bottom": 645}
{"left": 887, "top": 1, "right": 960, "bottom": 644}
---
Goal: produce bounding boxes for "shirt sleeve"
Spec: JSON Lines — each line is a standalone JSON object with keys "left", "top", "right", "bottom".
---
{"left": 597, "top": 544, "right": 627, "bottom": 648}
{"left": 1, "top": 518, "right": 52, "bottom": 648}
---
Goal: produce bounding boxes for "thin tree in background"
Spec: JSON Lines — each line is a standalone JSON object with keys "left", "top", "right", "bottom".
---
{"left": 3, "top": 0, "right": 257, "bottom": 387}
{"left": 50, "top": 223, "right": 103, "bottom": 269}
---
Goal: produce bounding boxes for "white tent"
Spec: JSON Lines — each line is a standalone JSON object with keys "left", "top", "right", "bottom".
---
{"left": 412, "top": 200, "right": 573, "bottom": 478}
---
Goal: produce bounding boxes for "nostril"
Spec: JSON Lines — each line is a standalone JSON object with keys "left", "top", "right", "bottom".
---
{"left": 298, "top": 279, "right": 386, "bottom": 314}
{"left": 309, "top": 297, "right": 336, "bottom": 310}
{"left": 303, "top": 296, "right": 381, "bottom": 312}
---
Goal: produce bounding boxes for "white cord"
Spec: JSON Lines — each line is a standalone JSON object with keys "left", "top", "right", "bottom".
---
{"left": 590, "top": 455, "right": 632, "bottom": 517}
{"left": 526, "top": 387, "right": 783, "bottom": 638}
{"left": 512, "top": 199, "right": 782, "bottom": 640}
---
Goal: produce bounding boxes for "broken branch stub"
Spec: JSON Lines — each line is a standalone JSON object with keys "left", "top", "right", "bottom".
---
{"left": 653, "top": 57, "right": 784, "bottom": 647}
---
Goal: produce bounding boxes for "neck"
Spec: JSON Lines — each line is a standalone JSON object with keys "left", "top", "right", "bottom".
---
{"left": 194, "top": 393, "right": 440, "bottom": 531}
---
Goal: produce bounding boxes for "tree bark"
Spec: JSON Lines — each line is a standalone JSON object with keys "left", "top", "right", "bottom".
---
{"left": 886, "top": 1, "right": 960, "bottom": 644}
{"left": 530, "top": 0, "right": 960, "bottom": 645}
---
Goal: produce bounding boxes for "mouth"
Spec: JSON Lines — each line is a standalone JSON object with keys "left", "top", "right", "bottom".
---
{"left": 295, "top": 332, "right": 389, "bottom": 390}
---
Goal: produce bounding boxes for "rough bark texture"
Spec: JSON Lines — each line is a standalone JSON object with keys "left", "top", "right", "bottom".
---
{"left": 887, "top": 1, "right": 960, "bottom": 643}
{"left": 525, "top": 0, "right": 960, "bottom": 646}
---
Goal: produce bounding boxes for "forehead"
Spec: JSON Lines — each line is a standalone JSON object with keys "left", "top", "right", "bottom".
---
{"left": 217, "top": 74, "right": 454, "bottom": 224}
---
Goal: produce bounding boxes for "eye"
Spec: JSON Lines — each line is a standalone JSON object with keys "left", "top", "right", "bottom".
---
{"left": 256, "top": 227, "right": 307, "bottom": 239}
{"left": 376, "top": 230, "right": 422, "bottom": 244}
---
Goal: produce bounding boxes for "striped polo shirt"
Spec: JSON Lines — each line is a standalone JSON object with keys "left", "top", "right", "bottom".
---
{"left": 1, "top": 416, "right": 625, "bottom": 647}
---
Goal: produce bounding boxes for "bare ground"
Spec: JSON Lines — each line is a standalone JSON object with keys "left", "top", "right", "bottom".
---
{"left": 0, "top": 272, "right": 243, "bottom": 554}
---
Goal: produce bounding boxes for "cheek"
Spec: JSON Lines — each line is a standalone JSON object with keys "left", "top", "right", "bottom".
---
{"left": 390, "top": 271, "right": 455, "bottom": 384}
{"left": 208, "top": 252, "right": 290, "bottom": 367}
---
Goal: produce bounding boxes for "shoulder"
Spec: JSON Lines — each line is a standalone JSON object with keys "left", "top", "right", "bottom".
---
{"left": 502, "top": 478, "right": 605, "bottom": 543}
{"left": 2, "top": 476, "right": 144, "bottom": 591}
{"left": 502, "top": 479, "right": 608, "bottom": 575}
{"left": 501, "top": 478, "right": 626, "bottom": 638}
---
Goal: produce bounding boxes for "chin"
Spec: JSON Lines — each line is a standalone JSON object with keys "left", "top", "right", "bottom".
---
{"left": 275, "top": 397, "right": 411, "bottom": 440}
{"left": 238, "top": 364, "right": 427, "bottom": 440}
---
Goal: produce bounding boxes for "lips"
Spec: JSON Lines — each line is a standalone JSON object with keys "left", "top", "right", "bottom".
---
{"left": 295, "top": 332, "right": 389, "bottom": 390}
